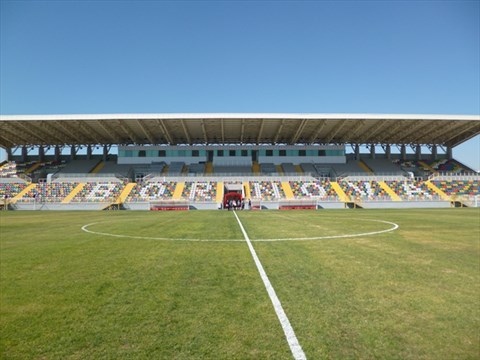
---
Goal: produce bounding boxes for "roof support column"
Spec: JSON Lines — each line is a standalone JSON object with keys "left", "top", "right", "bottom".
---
{"left": 87, "top": 145, "right": 92, "bottom": 160}
{"left": 55, "top": 146, "right": 61, "bottom": 162}
{"left": 385, "top": 144, "right": 391, "bottom": 159}
{"left": 103, "top": 145, "right": 109, "bottom": 161}
{"left": 431, "top": 145, "right": 437, "bottom": 161}
{"left": 401, "top": 145, "right": 406, "bottom": 161}
{"left": 370, "top": 144, "right": 375, "bottom": 159}
{"left": 70, "top": 145, "right": 77, "bottom": 161}
{"left": 6, "top": 147, "right": 12, "bottom": 161}
{"left": 38, "top": 146, "right": 45, "bottom": 162}
{"left": 354, "top": 144, "right": 360, "bottom": 160}
{"left": 447, "top": 146, "right": 453, "bottom": 160}
{"left": 21, "top": 146, "right": 28, "bottom": 162}
{"left": 415, "top": 145, "right": 422, "bottom": 161}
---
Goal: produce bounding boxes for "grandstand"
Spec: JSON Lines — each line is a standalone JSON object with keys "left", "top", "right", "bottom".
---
{"left": 0, "top": 113, "right": 479, "bottom": 210}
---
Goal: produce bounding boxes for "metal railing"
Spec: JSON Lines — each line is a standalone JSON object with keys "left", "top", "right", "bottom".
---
{"left": 142, "top": 174, "right": 319, "bottom": 184}
{"left": 52, "top": 173, "right": 129, "bottom": 183}
{"left": 429, "top": 172, "right": 480, "bottom": 181}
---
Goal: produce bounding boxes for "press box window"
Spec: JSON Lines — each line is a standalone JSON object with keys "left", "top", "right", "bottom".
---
{"left": 241, "top": 150, "right": 248, "bottom": 157}
{"left": 158, "top": 150, "right": 166, "bottom": 157}
{"left": 318, "top": 150, "right": 326, "bottom": 156}
{"left": 138, "top": 150, "right": 146, "bottom": 157}
{"left": 229, "top": 150, "right": 236, "bottom": 157}
{"left": 266, "top": 150, "right": 273, "bottom": 156}
{"left": 217, "top": 150, "right": 224, "bottom": 157}
{"left": 279, "top": 150, "right": 286, "bottom": 156}
{"left": 192, "top": 150, "right": 199, "bottom": 157}
{"left": 299, "top": 150, "right": 306, "bottom": 156}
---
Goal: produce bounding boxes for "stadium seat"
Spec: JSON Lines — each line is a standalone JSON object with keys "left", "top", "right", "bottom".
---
{"left": 126, "top": 181, "right": 176, "bottom": 202}
{"left": 19, "top": 182, "right": 79, "bottom": 202}
{"left": 71, "top": 181, "right": 125, "bottom": 202}
{"left": 289, "top": 179, "right": 338, "bottom": 200}
{"left": 182, "top": 181, "right": 217, "bottom": 201}
{"left": 385, "top": 179, "right": 433, "bottom": 200}
{"left": 249, "top": 180, "right": 285, "bottom": 200}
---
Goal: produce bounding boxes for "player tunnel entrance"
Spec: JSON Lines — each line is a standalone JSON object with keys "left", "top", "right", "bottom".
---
{"left": 223, "top": 182, "right": 243, "bottom": 209}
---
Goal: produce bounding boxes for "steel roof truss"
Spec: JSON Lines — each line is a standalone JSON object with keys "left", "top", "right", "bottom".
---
{"left": 396, "top": 121, "right": 434, "bottom": 144}
{"left": 95, "top": 120, "right": 120, "bottom": 143}
{"left": 308, "top": 120, "right": 327, "bottom": 143}
{"left": 40, "top": 121, "right": 77, "bottom": 144}
{"left": 443, "top": 122, "right": 480, "bottom": 147}
{"left": 114, "top": 120, "right": 141, "bottom": 144}
{"left": 9, "top": 122, "right": 49, "bottom": 145}
{"left": 325, "top": 119, "right": 348, "bottom": 143}
{"left": 0, "top": 138, "right": 13, "bottom": 148}
{"left": 1, "top": 125, "right": 33, "bottom": 145}
{"left": 33, "top": 122, "right": 67, "bottom": 144}
{"left": 273, "top": 119, "right": 285, "bottom": 144}
{"left": 156, "top": 120, "right": 174, "bottom": 145}
{"left": 0, "top": 132, "right": 17, "bottom": 147}
{"left": 256, "top": 119, "right": 265, "bottom": 144}
{"left": 290, "top": 119, "right": 308, "bottom": 144}
{"left": 376, "top": 121, "right": 406, "bottom": 143}
{"left": 221, "top": 119, "right": 225, "bottom": 144}
{"left": 135, "top": 119, "right": 156, "bottom": 144}
{"left": 240, "top": 119, "right": 246, "bottom": 144}
{"left": 0, "top": 114, "right": 478, "bottom": 148}
{"left": 339, "top": 120, "right": 365, "bottom": 142}
{"left": 200, "top": 120, "right": 208, "bottom": 144}
{"left": 75, "top": 121, "right": 104, "bottom": 144}
{"left": 415, "top": 121, "right": 455, "bottom": 144}
{"left": 362, "top": 120, "right": 394, "bottom": 144}
{"left": 180, "top": 119, "right": 191, "bottom": 145}
{"left": 54, "top": 121, "right": 88, "bottom": 144}
{"left": 352, "top": 122, "right": 381, "bottom": 142}
{"left": 427, "top": 122, "right": 460, "bottom": 144}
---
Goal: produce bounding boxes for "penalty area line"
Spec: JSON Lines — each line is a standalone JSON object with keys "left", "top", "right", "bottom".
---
{"left": 233, "top": 211, "right": 307, "bottom": 360}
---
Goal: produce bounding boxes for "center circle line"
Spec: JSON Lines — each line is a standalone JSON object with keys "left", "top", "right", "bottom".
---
{"left": 81, "top": 218, "right": 399, "bottom": 242}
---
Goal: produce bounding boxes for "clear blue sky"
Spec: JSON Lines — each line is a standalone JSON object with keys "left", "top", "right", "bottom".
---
{"left": 1, "top": 0, "right": 479, "bottom": 169}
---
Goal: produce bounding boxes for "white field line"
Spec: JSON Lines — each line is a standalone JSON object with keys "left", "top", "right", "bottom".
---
{"left": 81, "top": 222, "right": 244, "bottom": 242}
{"left": 233, "top": 211, "right": 307, "bottom": 360}
{"left": 255, "top": 219, "right": 399, "bottom": 241}
{"left": 81, "top": 218, "right": 399, "bottom": 242}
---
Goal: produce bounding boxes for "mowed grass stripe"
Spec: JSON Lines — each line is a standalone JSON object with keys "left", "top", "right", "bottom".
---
{"left": 0, "top": 211, "right": 293, "bottom": 359}
{"left": 80, "top": 211, "right": 243, "bottom": 242}
{"left": 238, "top": 209, "right": 480, "bottom": 359}
{"left": 1, "top": 209, "right": 479, "bottom": 359}
{"left": 81, "top": 211, "right": 244, "bottom": 241}
{"left": 233, "top": 211, "right": 306, "bottom": 360}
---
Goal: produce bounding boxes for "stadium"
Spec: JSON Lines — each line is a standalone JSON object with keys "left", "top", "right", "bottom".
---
{"left": 1, "top": 113, "right": 480, "bottom": 359}
{"left": 1, "top": 113, "right": 479, "bottom": 210}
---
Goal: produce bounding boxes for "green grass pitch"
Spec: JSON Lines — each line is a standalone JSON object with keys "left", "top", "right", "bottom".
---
{"left": 1, "top": 209, "right": 479, "bottom": 359}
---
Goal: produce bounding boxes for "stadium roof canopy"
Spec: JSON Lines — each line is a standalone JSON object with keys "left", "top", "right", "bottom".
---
{"left": 0, "top": 113, "right": 479, "bottom": 148}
